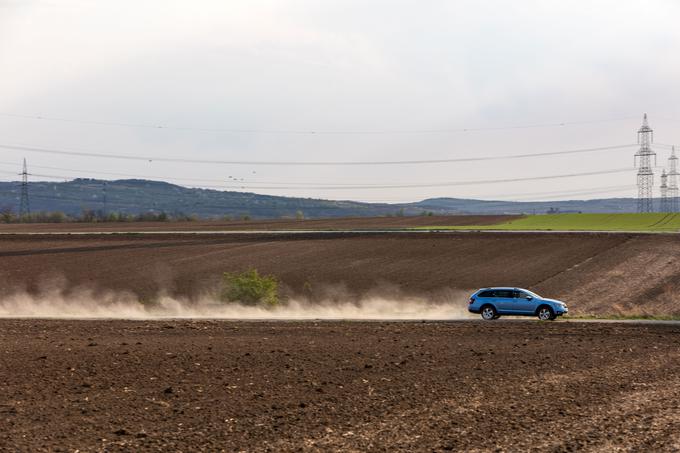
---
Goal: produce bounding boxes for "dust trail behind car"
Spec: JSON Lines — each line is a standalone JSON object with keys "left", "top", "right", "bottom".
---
{"left": 0, "top": 289, "right": 475, "bottom": 320}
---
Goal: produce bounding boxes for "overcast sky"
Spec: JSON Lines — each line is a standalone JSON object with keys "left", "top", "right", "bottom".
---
{"left": 1, "top": 0, "right": 680, "bottom": 202}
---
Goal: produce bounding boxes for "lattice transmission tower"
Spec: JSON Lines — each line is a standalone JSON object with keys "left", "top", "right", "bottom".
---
{"left": 19, "top": 158, "right": 30, "bottom": 218}
{"left": 660, "top": 169, "right": 669, "bottom": 213}
{"left": 634, "top": 114, "right": 656, "bottom": 213}
{"left": 668, "top": 146, "right": 679, "bottom": 212}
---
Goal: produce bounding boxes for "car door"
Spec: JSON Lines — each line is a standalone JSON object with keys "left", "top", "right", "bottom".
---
{"left": 513, "top": 290, "right": 536, "bottom": 315}
{"left": 494, "top": 290, "right": 516, "bottom": 314}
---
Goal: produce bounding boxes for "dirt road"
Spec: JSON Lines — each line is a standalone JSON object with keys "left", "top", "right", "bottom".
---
{"left": 1, "top": 320, "right": 679, "bottom": 452}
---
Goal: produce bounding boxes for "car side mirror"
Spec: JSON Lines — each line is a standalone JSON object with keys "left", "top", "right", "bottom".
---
{"left": 525, "top": 296, "right": 533, "bottom": 300}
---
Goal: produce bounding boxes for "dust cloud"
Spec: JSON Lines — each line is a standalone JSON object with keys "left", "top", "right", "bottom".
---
{"left": 0, "top": 288, "right": 475, "bottom": 320}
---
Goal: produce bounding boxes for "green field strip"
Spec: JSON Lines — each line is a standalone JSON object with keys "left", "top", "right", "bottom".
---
{"left": 414, "top": 213, "right": 680, "bottom": 232}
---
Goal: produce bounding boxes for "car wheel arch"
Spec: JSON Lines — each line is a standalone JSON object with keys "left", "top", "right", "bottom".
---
{"left": 480, "top": 304, "right": 498, "bottom": 320}
{"left": 534, "top": 304, "right": 552, "bottom": 315}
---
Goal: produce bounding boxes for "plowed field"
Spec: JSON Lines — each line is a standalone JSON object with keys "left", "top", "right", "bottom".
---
{"left": 1, "top": 320, "right": 679, "bottom": 452}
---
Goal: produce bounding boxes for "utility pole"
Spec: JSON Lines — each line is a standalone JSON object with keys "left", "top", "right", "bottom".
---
{"left": 634, "top": 114, "right": 656, "bottom": 213}
{"left": 660, "top": 169, "right": 669, "bottom": 213}
{"left": 668, "top": 146, "right": 679, "bottom": 212}
{"left": 19, "top": 158, "right": 30, "bottom": 218}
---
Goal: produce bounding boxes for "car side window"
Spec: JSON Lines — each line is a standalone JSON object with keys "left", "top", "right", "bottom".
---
{"left": 514, "top": 291, "right": 526, "bottom": 298}
{"left": 478, "top": 291, "right": 494, "bottom": 298}
{"left": 494, "top": 290, "right": 513, "bottom": 298}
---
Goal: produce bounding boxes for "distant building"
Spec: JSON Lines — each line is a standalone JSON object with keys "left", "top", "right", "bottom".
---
{"left": 546, "top": 207, "right": 582, "bottom": 214}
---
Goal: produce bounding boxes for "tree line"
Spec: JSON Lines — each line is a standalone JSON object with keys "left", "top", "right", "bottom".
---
{"left": 0, "top": 207, "right": 200, "bottom": 223}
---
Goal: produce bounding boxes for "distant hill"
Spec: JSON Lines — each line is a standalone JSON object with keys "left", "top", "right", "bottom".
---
{"left": 0, "top": 178, "right": 651, "bottom": 218}
{"left": 0, "top": 179, "right": 409, "bottom": 219}
{"left": 407, "top": 197, "right": 642, "bottom": 214}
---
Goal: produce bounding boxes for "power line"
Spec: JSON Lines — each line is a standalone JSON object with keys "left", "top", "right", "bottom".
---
{"left": 0, "top": 162, "right": 634, "bottom": 200}
{"left": 0, "top": 169, "right": 65, "bottom": 180}
{"left": 0, "top": 162, "right": 242, "bottom": 184}
{"left": 0, "top": 160, "right": 641, "bottom": 190}
{"left": 0, "top": 165, "right": 425, "bottom": 188}
{"left": 204, "top": 168, "right": 635, "bottom": 190}
{"left": 0, "top": 182, "right": 641, "bottom": 207}
{"left": 0, "top": 142, "right": 637, "bottom": 166}
{"left": 500, "top": 185, "right": 635, "bottom": 202}
{"left": 0, "top": 167, "right": 633, "bottom": 190}
{"left": 656, "top": 143, "right": 678, "bottom": 149}
{"left": 0, "top": 161, "right": 395, "bottom": 186}
{"left": 0, "top": 112, "right": 640, "bottom": 135}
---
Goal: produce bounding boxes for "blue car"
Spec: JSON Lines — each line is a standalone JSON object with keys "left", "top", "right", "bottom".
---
{"left": 468, "top": 287, "right": 568, "bottom": 321}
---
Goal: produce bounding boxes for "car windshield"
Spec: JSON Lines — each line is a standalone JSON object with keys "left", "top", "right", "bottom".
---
{"left": 523, "top": 289, "right": 541, "bottom": 298}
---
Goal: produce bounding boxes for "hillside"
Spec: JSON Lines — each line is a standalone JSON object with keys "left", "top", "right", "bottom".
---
{"left": 0, "top": 179, "right": 404, "bottom": 219}
{"left": 0, "top": 178, "right": 652, "bottom": 218}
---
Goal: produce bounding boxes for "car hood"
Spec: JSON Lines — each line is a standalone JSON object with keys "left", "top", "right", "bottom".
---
{"left": 541, "top": 298, "right": 565, "bottom": 305}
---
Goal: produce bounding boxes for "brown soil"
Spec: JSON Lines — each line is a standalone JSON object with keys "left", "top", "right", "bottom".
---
{"left": 0, "top": 215, "right": 517, "bottom": 233}
{"left": 1, "top": 231, "right": 680, "bottom": 316}
{"left": 1, "top": 320, "right": 679, "bottom": 452}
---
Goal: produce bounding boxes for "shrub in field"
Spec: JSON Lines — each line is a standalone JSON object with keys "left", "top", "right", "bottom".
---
{"left": 221, "top": 269, "right": 279, "bottom": 307}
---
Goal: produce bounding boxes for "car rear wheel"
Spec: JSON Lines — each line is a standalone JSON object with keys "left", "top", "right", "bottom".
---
{"left": 481, "top": 305, "right": 497, "bottom": 321}
{"left": 537, "top": 306, "right": 555, "bottom": 321}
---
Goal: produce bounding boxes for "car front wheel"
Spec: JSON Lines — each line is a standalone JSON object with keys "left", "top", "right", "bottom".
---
{"left": 481, "top": 305, "right": 497, "bottom": 321}
{"left": 537, "top": 306, "right": 555, "bottom": 321}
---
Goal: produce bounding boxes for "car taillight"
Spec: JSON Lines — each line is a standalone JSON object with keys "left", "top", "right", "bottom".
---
{"left": 469, "top": 298, "right": 475, "bottom": 304}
